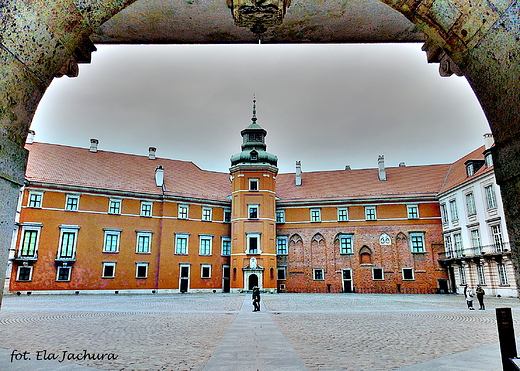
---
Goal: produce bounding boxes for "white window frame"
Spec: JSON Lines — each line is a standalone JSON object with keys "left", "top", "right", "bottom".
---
{"left": 440, "top": 203, "right": 448, "bottom": 224}
{"left": 449, "top": 200, "right": 458, "bottom": 221}
{"left": 140, "top": 201, "right": 153, "bottom": 217}
{"left": 454, "top": 233, "right": 463, "bottom": 256}
{"left": 178, "top": 204, "right": 189, "bottom": 219}
{"left": 310, "top": 208, "right": 321, "bottom": 222}
{"left": 470, "top": 229, "right": 481, "bottom": 254}
{"left": 276, "top": 236, "right": 288, "bottom": 255}
{"left": 477, "top": 263, "right": 486, "bottom": 285}
{"left": 199, "top": 235, "right": 213, "bottom": 256}
{"left": 136, "top": 231, "right": 152, "bottom": 254}
{"left": 102, "top": 262, "right": 116, "bottom": 278}
{"left": 444, "top": 235, "right": 453, "bottom": 258}
{"left": 201, "top": 264, "right": 212, "bottom": 279}
{"left": 365, "top": 206, "right": 376, "bottom": 220}
{"left": 313, "top": 268, "right": 324, "bottom": 281}
{"left": 136, "top": 262, "right": 149, "bottom": 279}
{"left": 459, "top": 265, "right": 467, "bottom": 285}
{"left": 246, "top": 233, "right": 261, "bottom": 254}
{"left": 372, "top": 267, "right": 384, "bottom": 280}
{"left": 407, "top": 205, "right": 419, "bottom": 219}
{"left": 18, "top": 224, "right": 42, "bottom": 258}
{"left": 409, "top": 232, "right": 425, "bottom": 253}
{"left": 338, "top": 207, "right": 349, "bottom": 221}
{"left": 224, "top": 208, "right": 231, "bottom": 223}
{"left": 248, "top": 204, "right": 259, "bottom": 219}
{"left": 103, "top": 229, "right": 121, "bottom": 253}
{"left": 16, "top": 266, "right": 33, "bottom": 281}
{"left": 402, "top": 268, "right": 415, "bottom": 280}
{"left": 276, "top": 210, "right": 285, "bottom": 223}
{"left": 249, "top": 178, "right": 259, "bottom": 191}
{"left": 221, "top": 237, "right": 231, "bottom": 256}
{"left": 28, "top": 191, "right": 43, "bottom": 208}
{"left": 277, "top": 267, "right": 287, "bottom": 281}
{"left": 466, "top": 192, "right": 477, "bottom": 216}
{"left": 65, "top": 194, "right": 80, "bottom": 211}
{"left": 56, "top": 266, "right": 72, "bottom": 281}
{"left": 175, "top": 233, "right": 189, "bottom": 255}
{"left": 58, "top": 225, "right": 80, "bottom": 259}
{"left": 108, "top": 198, "right": 122, "bottom": 215}
{"left": 484, "top": 184, "right": 497, "bottom": 210}
{"left": 498, "top": 262, "right": 508, "bottom": 285}
{"left": 202, "top": 207, "right": 212, "bottom": 221}
{"left": 339, "top": 234, "right": 354, "bottom": 255}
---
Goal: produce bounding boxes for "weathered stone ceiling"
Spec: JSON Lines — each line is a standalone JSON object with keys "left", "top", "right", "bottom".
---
{"left": 92, "top": 0, "right": 424, "bottom": 44}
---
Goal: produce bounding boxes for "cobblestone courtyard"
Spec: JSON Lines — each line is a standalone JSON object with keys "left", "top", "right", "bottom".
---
{"left": 0, "top": 293, "right": 519, "bottom": 370}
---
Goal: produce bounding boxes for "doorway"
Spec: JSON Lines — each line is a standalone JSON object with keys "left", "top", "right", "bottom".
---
{"left": 222, "top": 265, "right": 230, "bottom": 293}
{"left": 248, "top": 274, "right": 259, "bottom": 290}
{"left": 342, "top": 269, "right": 353, "bottom": 293}
{"left": 179, "top": 264, "right": 190, "bottom": 293}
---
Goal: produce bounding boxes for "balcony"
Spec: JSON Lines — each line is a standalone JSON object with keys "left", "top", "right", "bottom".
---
{"left": 10, "top": 251, "right": 38, "bottom": 262}
{"left": 441, "top": 242, "right": 511, "bottom": 261}
{"left": 55, "top": 250, "right": 76, "bottom": 263}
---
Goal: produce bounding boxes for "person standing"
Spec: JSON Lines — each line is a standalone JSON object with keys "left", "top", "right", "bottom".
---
{"left": 465, "top": 284, "right": 475, "bottom": 310}
{"left": 252, "top": 286, "right": 261, "bottom": 312}
{"left": 476, "top": 284, "right": 485, "bottom": 310}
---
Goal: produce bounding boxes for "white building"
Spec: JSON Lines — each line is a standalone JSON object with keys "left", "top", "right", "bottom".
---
{"left": 438, "top": 134, "right": 516, "bottom": 297}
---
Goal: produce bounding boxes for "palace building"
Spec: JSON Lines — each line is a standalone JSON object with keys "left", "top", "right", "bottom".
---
{"left": 8, "top": 102, "right": 513, "bottom": 295}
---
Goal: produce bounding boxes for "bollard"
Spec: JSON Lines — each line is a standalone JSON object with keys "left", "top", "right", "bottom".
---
{"left": 496, "top": 307, "right": 518, "bottom": 371}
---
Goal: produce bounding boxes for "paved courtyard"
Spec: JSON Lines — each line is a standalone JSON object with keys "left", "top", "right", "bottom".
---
{"left": 0, "top": 292, "right": 519, "bottom": 370}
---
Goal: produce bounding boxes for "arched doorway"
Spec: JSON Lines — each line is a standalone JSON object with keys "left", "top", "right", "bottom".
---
{"left": 248, "top": 274, "right": 259, "bottom": 290}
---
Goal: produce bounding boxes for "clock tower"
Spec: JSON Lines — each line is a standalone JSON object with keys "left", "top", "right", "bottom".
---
{"left": 229, "top": 98, "right": 278, "bottom": 292}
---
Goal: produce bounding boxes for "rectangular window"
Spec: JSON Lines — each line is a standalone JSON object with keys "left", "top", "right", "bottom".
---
{"left": 103, "top": 230, "right": 121, "bottom": 253}
{"left": 310, "top": 208, "right": 321, "bottom": 222}
{"left": 247, "top": 233, "right": 260, "bottom": 254}
{"left": 108, "top": 199, "right": 122, "bottom": 214}
{"left": 56, "top": 266, "right": 72, "bottom": 281}
{"left": 313, "top": 268, "right": 324, "bottom": 281}
{"left": 248, "top": 205, "right": 259, "bottom": 219}
{"left": 485, "top": 185, "right": 497, "bottom": 209}
{"left": 407, "top": 205, "right": 419, "bottom": 219}
{"left": 140, "top": 202, "right": 152, "bottom": 217}
{"left": 58, "top": 230, "right": 77, "bottom": 259}
{"left": 498, "top": 263, "right": 508, "bottom": 285}
{"left": 454, "top": 233, "right": 463, "bottom": 256}
{"left": 221, "top": 237, "right": 231, "bottom": 256}
{"left": 276, "top": 236, "right": 288, "bottom": 255}
{"left": 372, "top": 267, "right": 384, "bottom": 280}
{"left": 459, "top": 265, "right": 467, "bottom": 285}
{"left": 470, "top": 229, "right": 481, "bottom": 254}
{"left": 440, "top": 203, "right": 448, "bottom": 223}
{"left": 491, "top": 224, "right": 504, "bottom": 251}
{"left": 28, "top": 192, "right": 43, "bottom": 208}
{"left": 175, "top": 234, "right": 189, "bottom": 255}
{"left": 402, "top": 268, "right": 414, "bottom": 280}
{"left": 477, "top": 264, "right": 486, "bottom": 285}
{"left": 249, "top": 178, "right": 259, "bottom": 191}
{"left": 276, "top": 210, "right": 285, "bottom": 223}
{"left": 365, "top": 206, "right": 376, "bottom": 220}
{"left": 277, "top": 267, "right": 286, "bottom": 280}
{"left": 339, "top": 234, "right": 353, "bottom": 254}
{"left": 410, "top": 232, "right": 425, "bottom": 253}
{"left": 136, "top": 232, "right": 152, "bottom": 253}
{"left": 466, "top": 193, "right": 476, "bottom": 216}
{"left": 444, "top": 235, "right": 453, "bottom": 258}
{"left": 65, "top": 195, "right": 80, "bottom": 211}
{"left": 20, "top": 229, "right": 39, "bottom": 257}
{"left": 17, "top": 266, "right": 33, "bottom": 281}
{"left": 224, "top": 209, "right": 231, "bottom": 223}
{"left": 202, "top": 207, "right": 212, "bottom": 221}
{"left": 178, "top": 204, "right": 189, "bottom": 219}
{"left": 102, "top": 262, "right": 116, "bottom": 278}
{"left": 201, "top": 264, "right": 211, "bottom": 279}
{"left": 136, "top": 263, "right": 149, "bottom": 279}
{"left": 199, "top": 236, "right": 212, "bottom": 256}
{"left": 449, "top": 200, "right": 458, "bottom": 221}
{"left": 338, "top": 208, "right": 348, "bottom": 221}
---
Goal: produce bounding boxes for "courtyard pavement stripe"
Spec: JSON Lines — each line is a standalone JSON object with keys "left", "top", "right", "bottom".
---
{"left": 202, "top": 295, "right": 308, "bottom": 371}
{"left": 0, "top": 348, "right": 108, "bottom": 371}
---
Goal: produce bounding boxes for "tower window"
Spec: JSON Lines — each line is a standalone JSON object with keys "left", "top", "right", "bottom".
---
{"left": 249, "top": 178, "right": 259, "bottom": 191}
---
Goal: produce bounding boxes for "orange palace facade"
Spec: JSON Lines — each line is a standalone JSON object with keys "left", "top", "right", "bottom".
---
{"left": 9, "top": 103, "right": 453, "bottom": 294}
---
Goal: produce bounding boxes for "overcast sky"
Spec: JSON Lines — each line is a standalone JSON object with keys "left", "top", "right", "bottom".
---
{"left": 31, "top": 43, "right": 490, "bottom": 174}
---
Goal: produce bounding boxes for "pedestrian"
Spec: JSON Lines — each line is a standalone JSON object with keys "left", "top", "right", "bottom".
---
{"left": 476, "top": 284, "right": 485, "bottom": 310}
{"left": 464, "top": 284, "right": 475, "bottom": 310}
{"left": 252, "top": 286, "right": 261, "bottom": 312}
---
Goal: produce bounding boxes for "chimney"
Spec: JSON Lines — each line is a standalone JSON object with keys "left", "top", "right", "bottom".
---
{"left": 26, "top": 130, "right": 35, "bottom": 144}
{"left": 484, "top": 133, "right": 494, "bottom": 150}
{"left": 399, "top": 162, "right": 406, "bottom": 167}
{"left": 378, "top": 155, "right": 387, "bottom": 181}
{"left": 89, "top": 138, "right": 99, "bottom": 153}
{"left": 155, "top": 165, "right": 164, "bottom": 187}
{"left": 295, "top": 161, "right": 302, "bottom": 186}
{"left": 149, "top": 147, "right": 157, "bottom": 160}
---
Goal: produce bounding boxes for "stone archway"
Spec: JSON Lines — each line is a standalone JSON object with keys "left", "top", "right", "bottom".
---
{"left": 1, "top": 1, "right": 520, "bottom": 307}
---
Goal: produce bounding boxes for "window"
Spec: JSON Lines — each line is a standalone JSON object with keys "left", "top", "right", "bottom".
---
{"left": 248, "top": 205, "right": 259, "bottom": 219}
{"left": 454, "top": 233, "right": 463, "bottom": 256}
{"left": 466, "top": 163, "right": 475, "bottom": 177}
{"left": 338, "top": 208, "right": 348, "bottom": 221}
{"left": 444, "top": 235, "right": 453, "bottom": 258}
{"left": 140, "top": 202, "right": 152, "bottom": 217}
{"left": 276, "top": 236, "right": 288, "bottom": 255}
{"left": 449, "top": 200, "right": 458, "bottom": 221}
{"left": 470, "top": 229, "right": 481, "bottom": 254}
{"left": 175, "top": 234, "right": 189, "bottom": 255}
{"left": 199, "top": 235, "right": 212, "bottom": 256}
{"left": 224, "top": 209, "right": 231, "bottom": 223}
{"left": 313, "top": 268, "right": 324, "bottom": 280}
{"left": 466, "top": 193, "right": 476, "bottom": 216}
{"left": 202, "top": 207, "right": 212, "bottom": 221}
{"left": 247, "top": 233, "right": 260, "bottom": 254}
{"left": 277, "top": 267, "right": 286, "bottom": 280}
{"left": 485, "top": 152, "right": 493, "bottom": 167}
{"left": 440, "top": 203, "right": 448, "bottom": 223}
{"left": 102, "top": 262, "right": 116, "bottom": 278}
{"left": 108, "top": 199, "right": 122, "bottom": 214}
{"left": 276, "top": 210, "right": 285, "bottom": 223}
{"left": 365, "top": 206, "right": 376, "bottom": 220}
{"left": 477, "top": 264, "right": 486, "bottom": 285}
{"left": 491, "top": 224, "right": 504, "bottom": 250}
{"left": 19, "top": 227, "right": 40, "bottom": 257}
{"left": 484, "top": 185, "right": 497, "bottom": 209}
{"left": 65, "top": 194, "right": 80, "bottom": 211}
{"left": 372, "top": 268, "right": 384, "bottom": 280}
{"left": 402, "top": 268, "right": 414, "bottom": 280}
{"left": 249, "top": 178, "right": 259, "bottom": 190}
{"left": 221, "top": 237, "right": 231, "bottom": 256}
{"left": 58, "top": 226, "right": 79, "bottom": 259}
{"left": 498, "top": 262, "right": 508, "bottom": 285}
{"left": 17, "top": 266, "right": 33, "bottom": 281}
{"left": 136, "top": 232, "right": 152, "bottom": 254}
{"left": 178, "top": 204, "right": 189, "bottom": 219}
{"left": 410, "top": 232, "right": 425, "bottom": 253}
{"left": 339, "top": 234, "right": 353, "bottom": 254}
{"left": 136, "top": 263, "right": 149, "bottom": 279}
{"left": 103, "top": 229, "right": 121, "bottom": 253}
{"left": 310, "top": 208, "right": 321, "bottom": 222}
{"left": 459, "top": 265, "right": 467, "bottom": 285}
{"left": 57, "top": 266, "right": 71, "bottom": 281}
{"left": 407, "top": 205, "right": 419, "bottom": 219}
{"left": 201, "top": 264, "right": 212, "bottom": 279}
{"left": 28, "top": 191, "right": 43, "bottom": 208}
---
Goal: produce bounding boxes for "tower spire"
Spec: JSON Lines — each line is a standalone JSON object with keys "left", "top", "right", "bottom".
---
{"left": 252, "top": 95, "right": 257, "bottom": 123}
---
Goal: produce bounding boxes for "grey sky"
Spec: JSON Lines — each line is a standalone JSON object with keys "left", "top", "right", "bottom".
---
{"left": 31, "top": 43, "right": 490, "bottom": 174}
